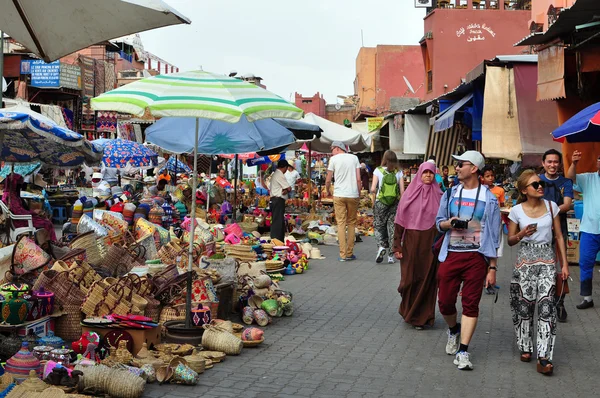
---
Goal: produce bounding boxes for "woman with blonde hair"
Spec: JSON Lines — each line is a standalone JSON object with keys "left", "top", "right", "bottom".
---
{"left": 507, "top": 169, "right": 569, "bottom": 375}
{"left": 371, "top": 150, "right": 404, "bottom": 264}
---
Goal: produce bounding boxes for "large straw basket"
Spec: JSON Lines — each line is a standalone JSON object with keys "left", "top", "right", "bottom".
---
{"left": 201, "top": 321, "right": 243, "bottom": 355}
{"left": 70, "top": 232, "right": 102, "bottom": 265}
{"left": 238, "top": 222, "right": 258, "bottom": 233}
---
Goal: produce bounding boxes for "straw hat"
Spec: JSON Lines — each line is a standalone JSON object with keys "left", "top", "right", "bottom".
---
{"left": 310, "top": 248, "right": 326, "bottom": 260}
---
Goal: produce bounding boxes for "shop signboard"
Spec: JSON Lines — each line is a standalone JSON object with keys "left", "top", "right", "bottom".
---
{"left": 30, "top": 60, "right": 60, "bottom": 88}
{"left": 367, "top": 117, "right": 384, "bottom": 132}
{"left": 59, "top": 63, "right": 82, "bottom": 90}
{"left": 415, "top": 0, "right": 432, "bottom": 7}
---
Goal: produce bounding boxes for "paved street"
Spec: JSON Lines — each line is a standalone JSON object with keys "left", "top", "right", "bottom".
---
{"left": 147, "top": 237, "right": 600, "bottom": 398}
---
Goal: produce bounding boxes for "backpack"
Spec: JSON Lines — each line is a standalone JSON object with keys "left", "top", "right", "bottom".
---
{"left": 377, "top": 167, "right": 399, "bottom": 205}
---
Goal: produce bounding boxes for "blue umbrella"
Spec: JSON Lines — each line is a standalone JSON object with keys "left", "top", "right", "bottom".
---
{"left": 160, "top": 156, "right": 192, "bottom": 174}
{"left": 145, "top": 115, "right": 296, "bottom": 155}
{"left": 552, "top": 102, "right": 600, "bottom": 143}
{"left": 0, "top": 105, "right": 103, "bottom": 167}
{"left": 92, "top": 138, "right": 158, "bottom": 168}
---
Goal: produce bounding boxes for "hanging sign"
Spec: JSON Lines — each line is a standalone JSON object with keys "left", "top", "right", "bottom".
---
{"left": 367, "top": 117, "right": 384, "bottom": 132}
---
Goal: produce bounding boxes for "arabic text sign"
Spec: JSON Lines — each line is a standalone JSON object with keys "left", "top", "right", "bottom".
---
{"left": 456, "top": 23, "right": 496, "bottom": 43}
{"left": 59, "top": 64, "right": 82, "bottom": 90}
{"left": 31, "top": 60, "right": 60, "bottom": 88}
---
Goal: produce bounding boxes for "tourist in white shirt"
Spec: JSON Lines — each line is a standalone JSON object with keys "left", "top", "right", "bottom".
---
{"left": 325, "top": 141, "right": 361, "bottom": 262}
{"left": 270, "top": 160, "right": 291, "bottom": 241}
{"left": 285, "top": 165, "right": 301, "bottom": 198}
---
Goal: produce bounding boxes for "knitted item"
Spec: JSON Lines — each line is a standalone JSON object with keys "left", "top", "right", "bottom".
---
{"left": 82, "top": 201, "right": 94, "bottom": 219}
{"left": 110, "top": 202, "right": 125, "bottom": 213}
{"left": 175, "top": 202, "right": 187, "bottom": 219}
{"left": 123, "top": 203, "right": 136, "bottom": 225}
{"left": 5, "top": 342, "right": 41, "bottom": 382}
{"left": 149, "top": 206, "right": 164, "bottom": 226}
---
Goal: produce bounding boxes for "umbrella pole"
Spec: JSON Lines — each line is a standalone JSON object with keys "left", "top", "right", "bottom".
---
{"left": 185, "top": 118, "right": 199, "bottom": 328}
{"left": 233, "top": 154, "right": 238, "bottom": 222}
{"left": 308, "top": 143, "right": 313, "bottom": 212}
{"left": 0, "top": 31, "right": 3, "bottom": 108}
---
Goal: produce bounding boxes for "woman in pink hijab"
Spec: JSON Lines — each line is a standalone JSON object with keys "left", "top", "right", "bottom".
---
{"left": 393, "top": 161, "right": 442, "bottom": 329}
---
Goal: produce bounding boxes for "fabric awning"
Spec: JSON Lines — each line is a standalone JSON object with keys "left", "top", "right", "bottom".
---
{"left": 482, "top": 66, "right": 522, "bottom": 161}
{"left": 434, "top": 93, "right": 473, "bottom": 132}
{"left": 537, "top": 45, "right": 566, "bottom": 101}
{"left": 404, "top": 114, "right": 430, "bottom": 155}
{"left": 514, "top": 63, "right": 561, "bottom": 157}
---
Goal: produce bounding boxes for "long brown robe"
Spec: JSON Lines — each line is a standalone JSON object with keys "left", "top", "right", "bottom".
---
{"left": 393, "top": 224, "right": 438, "bottom": 327}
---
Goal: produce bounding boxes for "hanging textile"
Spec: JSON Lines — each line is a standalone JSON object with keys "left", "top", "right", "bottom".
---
{"left": 40, "top": 104, "right": 67, "bottom": 128}
{"left": 104, "top": 62, "right": 116, "bottom": 92}
{"left": 62, "top": 108, "right": 74, "bottom": 130}
{"left": 94, "top": 60, "right": 105, "bottom": 97}
{"left": 79, "top": 56, "right": 95, "bottom": 98}
{"left": 96, "top": 111, "right": 117, "bottom": 133}
{"left": 117, "top": 122, "right": 135, "bottom": 141}
{"left": 133, "top": 124, "right": 143, "bottom": 143}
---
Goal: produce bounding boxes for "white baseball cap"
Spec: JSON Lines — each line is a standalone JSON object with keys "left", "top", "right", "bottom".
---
{"left": 452, "top": 151, "right": 485, "bottom": 171}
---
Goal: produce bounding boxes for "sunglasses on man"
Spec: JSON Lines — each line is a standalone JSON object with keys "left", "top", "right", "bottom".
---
{"left": 455, "top": 161, "right": 473, "bottom": 168}
{"left": 527, "top": 181, "right": 546, "bottom": 190}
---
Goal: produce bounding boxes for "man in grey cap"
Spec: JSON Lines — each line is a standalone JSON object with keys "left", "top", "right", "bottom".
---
{"left": 270, "top": 159, "right": 292, "bottom": 241}
{"left": 435, "top": 150, "right": 500, "bottom": 371}
{"left": 326, "top": 141, "right": 361, "bottom": 261}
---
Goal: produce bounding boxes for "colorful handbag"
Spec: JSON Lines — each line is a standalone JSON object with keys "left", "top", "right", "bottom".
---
{"left": 102, "top": 212, "right": 129, "bottom": 235}
{"left": 11, "top": 236, "right": 51, "bottom": 276}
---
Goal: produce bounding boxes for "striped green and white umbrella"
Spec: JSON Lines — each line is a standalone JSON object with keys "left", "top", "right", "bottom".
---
{"left": 90, "top": 70, "right": 303, "bottom": 123}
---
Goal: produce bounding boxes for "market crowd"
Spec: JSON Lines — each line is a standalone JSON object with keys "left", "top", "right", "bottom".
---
{"left": 325, "top": 141, "right": 600, "bottom": 376}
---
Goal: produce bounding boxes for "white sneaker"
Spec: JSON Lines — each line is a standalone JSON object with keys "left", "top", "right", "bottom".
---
{"left": 375, "top": 247, "right": 386, "bottom": 263}
{"left": 387, "top": 256, "right": 395, "bottom": 264}
{"left": 453, "top": 351, "right": 473, "bottom": 370}
{"left": 446, "top": 329, "right": 460, "bottom": 355}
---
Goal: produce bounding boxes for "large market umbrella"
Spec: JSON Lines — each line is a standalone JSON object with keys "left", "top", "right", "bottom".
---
{"left": 0, "top": 105, "right": 102, "bottom": 167}
{"left": 145, "top": 115, "right": 297, "bottom": 155}
{"left": 91, "top": 70, "right": 303, "bottom": 327}
{"left": 552, "top": 102, "right": 600, "bottom": 143}
{"left": 160, "top": 156, "right": 192, "bottom": 174}
{"left": 92, "top": 138, "right": 158, "bottom": 169}
{"left": 0, "top": 0, "right": 190, "bottom": 63}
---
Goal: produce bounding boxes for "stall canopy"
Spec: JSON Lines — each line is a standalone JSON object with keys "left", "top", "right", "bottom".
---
{"left": 482, "top": 64, "right": 560, "bottom": 164}
{"left": 298, "top": 113, "right": 372, "bottom": 153}
{"left": 434, "top": 93, "right": 473, "bottom": 133}
{"left": 404, "top": 114, "right": 430, "bottom": 155}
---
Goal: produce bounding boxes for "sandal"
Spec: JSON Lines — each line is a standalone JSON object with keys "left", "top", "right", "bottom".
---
{"left": 520, "top": 352, "right": 532, "bottom": 362}
{"left": 537, "top": 358, "right": 553, "bottom": 375}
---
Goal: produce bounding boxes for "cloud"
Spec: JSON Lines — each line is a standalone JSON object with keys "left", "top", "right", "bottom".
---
{"left": 140, "top": 0, "right": 425, "bottom": 103}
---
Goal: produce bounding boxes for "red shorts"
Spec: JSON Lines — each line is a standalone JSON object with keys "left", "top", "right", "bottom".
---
{"left": 437, "top": 251, "right": 488, "bottom": 318}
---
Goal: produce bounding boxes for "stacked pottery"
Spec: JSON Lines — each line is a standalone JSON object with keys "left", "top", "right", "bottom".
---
{"left": 5, "top": 342, "right": 41, "bottom": 382}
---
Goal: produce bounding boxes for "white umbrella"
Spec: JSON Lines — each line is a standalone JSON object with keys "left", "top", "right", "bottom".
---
{"left": 0, "top": 0, "right": 190, "bottom": 62}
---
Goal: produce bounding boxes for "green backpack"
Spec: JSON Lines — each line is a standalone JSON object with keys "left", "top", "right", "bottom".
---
{"left": 377, "top": 167, "right": 399, "bottom": 205}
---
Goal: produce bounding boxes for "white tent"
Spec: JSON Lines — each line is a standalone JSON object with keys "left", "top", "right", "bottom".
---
{"left": 293, "top": 113, "right": 372, "bottom": 153}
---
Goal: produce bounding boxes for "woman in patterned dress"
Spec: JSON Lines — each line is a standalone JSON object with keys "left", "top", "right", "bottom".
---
{"left": 507, "top": 169, "right": 569, "bottom": 375}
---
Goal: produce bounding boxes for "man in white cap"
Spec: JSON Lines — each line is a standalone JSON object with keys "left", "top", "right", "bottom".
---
{"left": 325, "top": 141, "right": 361, "bottom": 261}
{"left": 435, "top": 150, "right": 500, "bottom": 371}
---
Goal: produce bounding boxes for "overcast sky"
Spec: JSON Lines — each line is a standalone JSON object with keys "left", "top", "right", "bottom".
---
{"left": 140, "top": 0, "right": 425, "bottom": 104}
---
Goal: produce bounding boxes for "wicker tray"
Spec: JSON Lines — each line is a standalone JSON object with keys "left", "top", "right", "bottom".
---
{"left": 242, "top": 338, "right": 264, "bottom": 348}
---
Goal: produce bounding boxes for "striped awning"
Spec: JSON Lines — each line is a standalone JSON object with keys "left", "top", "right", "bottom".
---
{"left": 425, "top": 123, "right": 470, "bottom": 167}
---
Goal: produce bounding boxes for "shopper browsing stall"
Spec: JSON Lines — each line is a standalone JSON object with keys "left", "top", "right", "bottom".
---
{"left": 270, "top": 160, "right": 291, "bottom": 241}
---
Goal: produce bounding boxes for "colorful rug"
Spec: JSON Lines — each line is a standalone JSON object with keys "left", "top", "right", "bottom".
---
{"left": 104, "top": 62, "right": 116, "bottom": 92}
{"left": 94, "top": 60, "right": 105, "bottom": 96}
{"left": 79, "top": 55, "right": 95, "bottom": 97}
{"left": 96, "top": 111, "right": 117, "bottom": 133}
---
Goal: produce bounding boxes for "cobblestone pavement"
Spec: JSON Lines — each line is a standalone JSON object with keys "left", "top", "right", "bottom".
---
{"left": 146, "top": 237, "right": 600, "bottom": 398}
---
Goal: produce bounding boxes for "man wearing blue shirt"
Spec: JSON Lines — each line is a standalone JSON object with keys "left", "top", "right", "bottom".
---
{"left": 567, "top": 150, "right": 600, "bottom": 310}
{"left": 539, "top": 149, "right": 573, "bottom": 321}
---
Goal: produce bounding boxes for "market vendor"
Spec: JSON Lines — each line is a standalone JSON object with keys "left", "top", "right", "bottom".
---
{"left": 285, "top": 165, "right": 301, "bottom": 198}
{"left": 2, "top": 173, "right": 56, "bottom": 241}
{"left": 157, "top": 168, "right": 171, "bottom": 185}
{"left": 255, "top": 170, "right": 269, "bottom": 196}
{"left": 215, "top": 168, "right": 232, "bottom": 190}
{"left": 270, "top": 160, "right": 291, "bottom": 241}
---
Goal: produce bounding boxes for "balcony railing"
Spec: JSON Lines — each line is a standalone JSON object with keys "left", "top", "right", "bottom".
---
{"left": 435, "top": 0, "right": 531, "bottom": 10}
